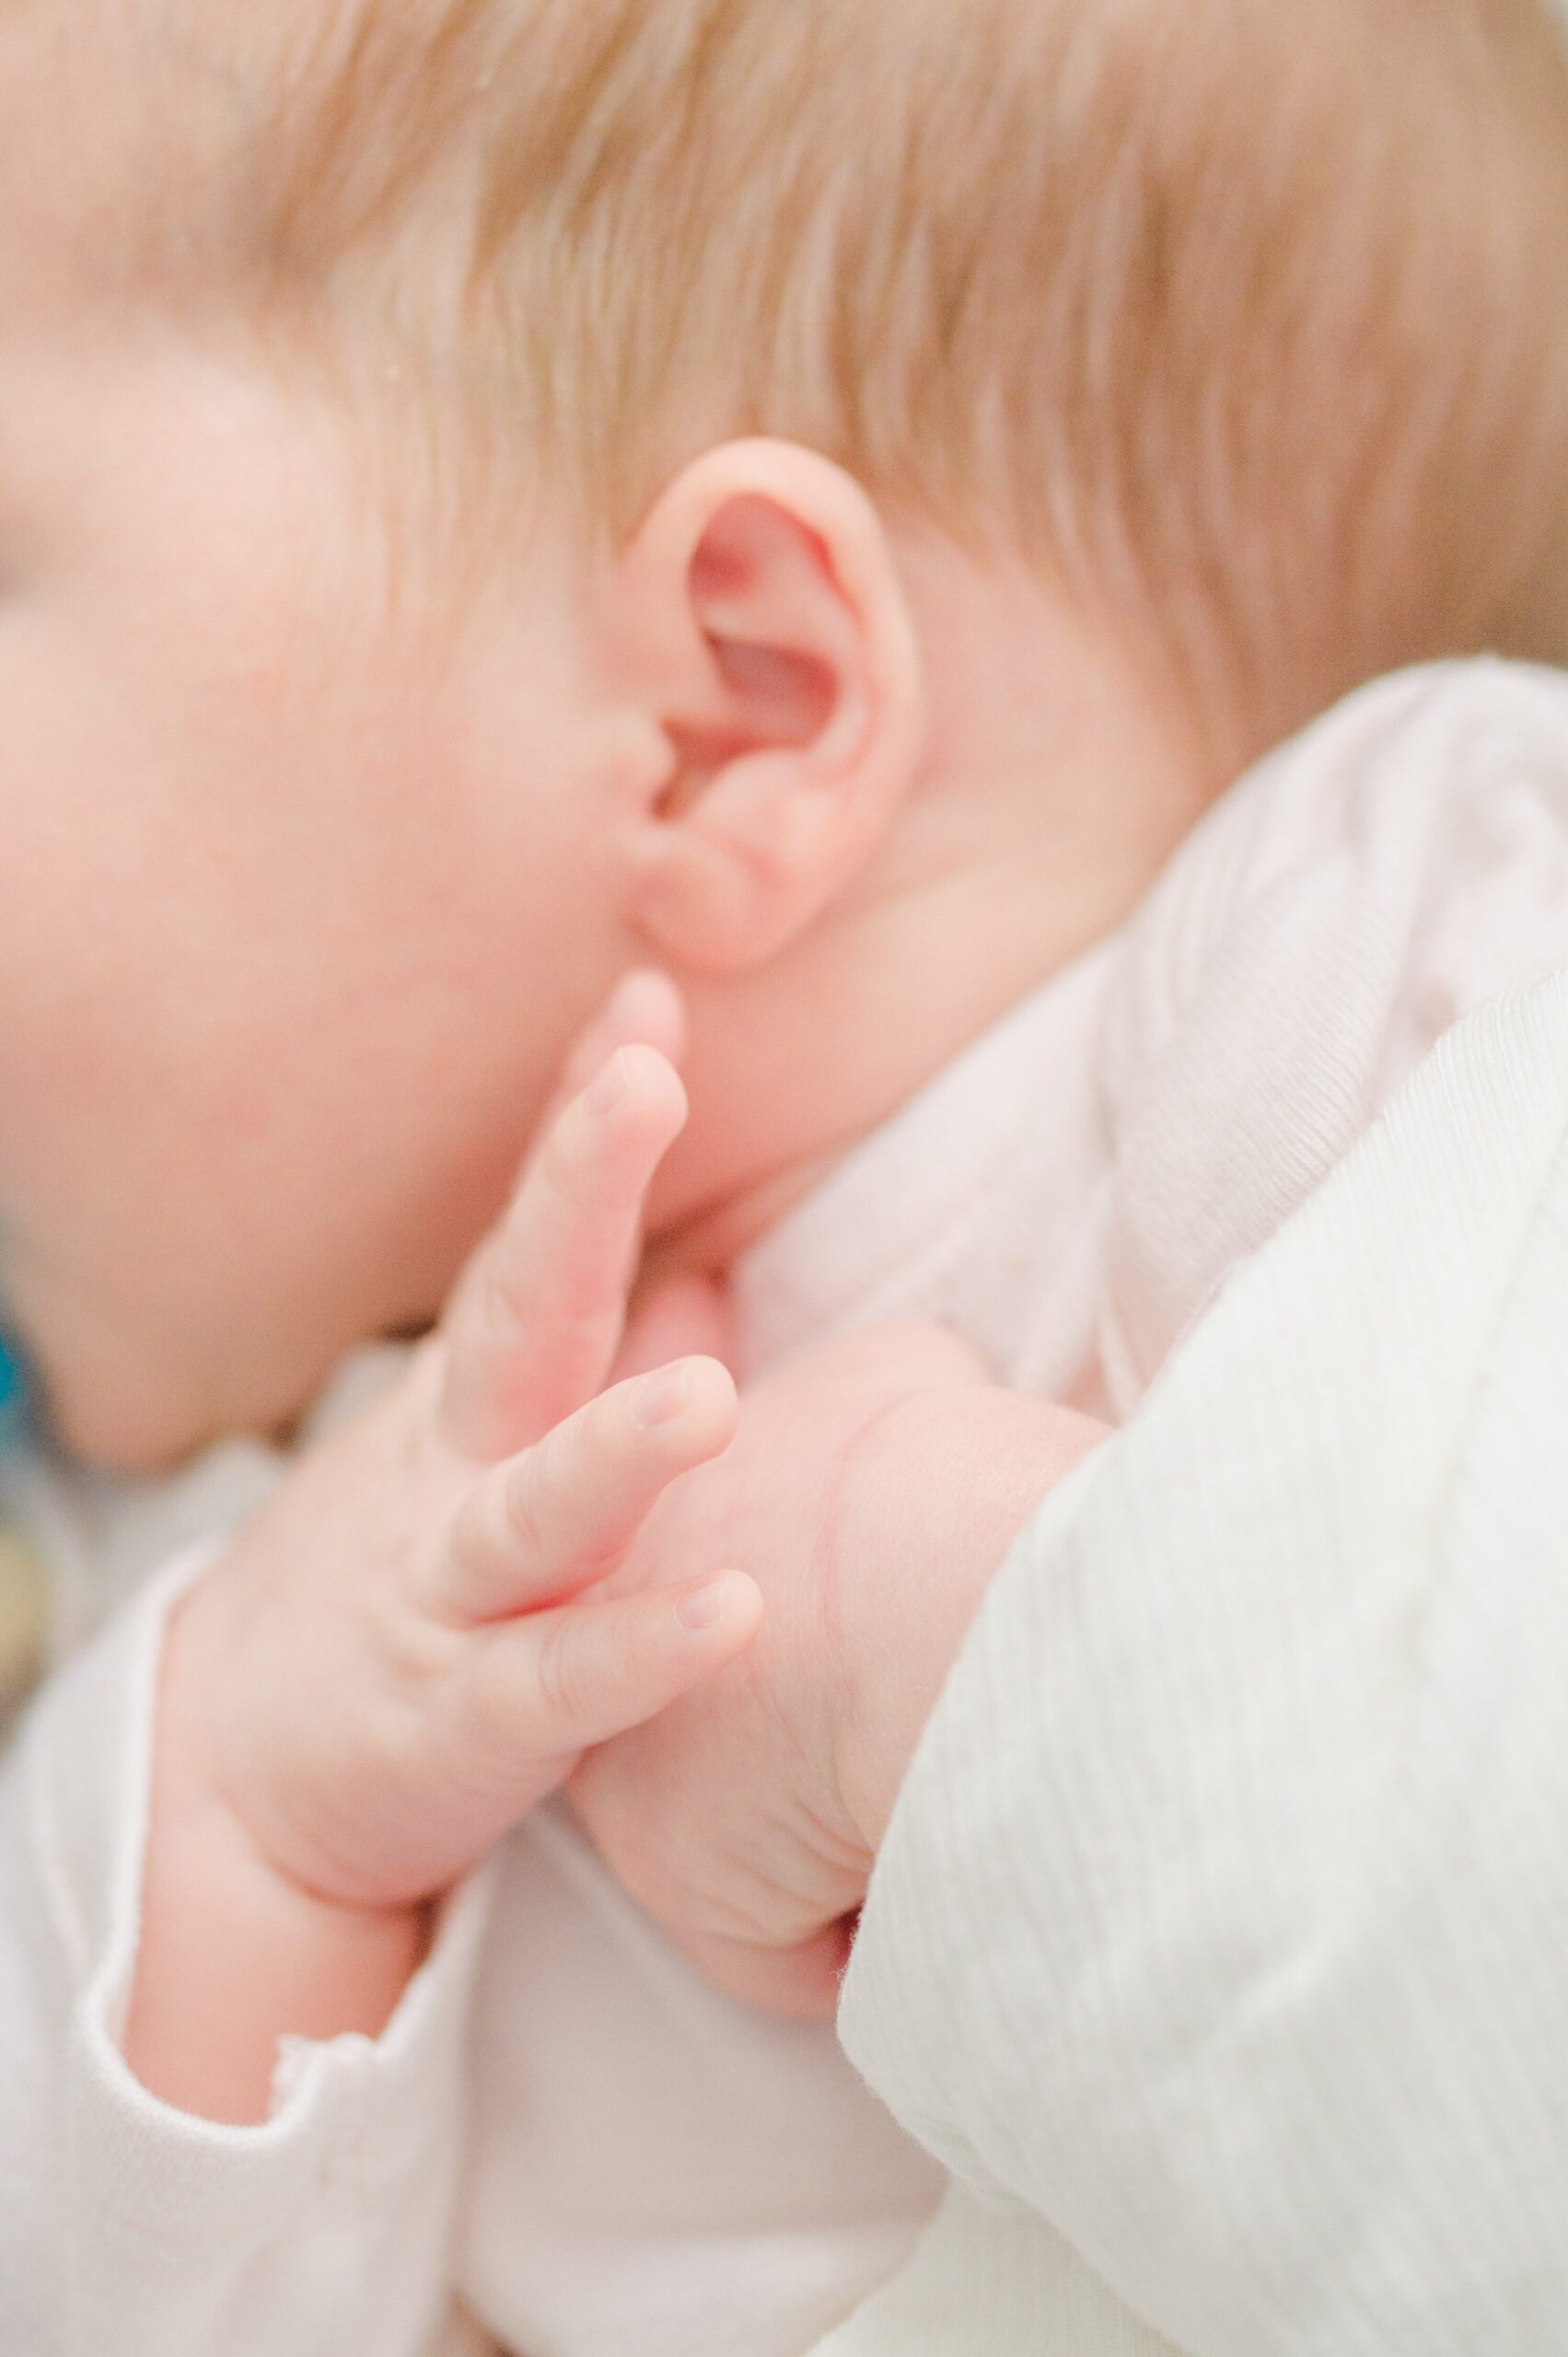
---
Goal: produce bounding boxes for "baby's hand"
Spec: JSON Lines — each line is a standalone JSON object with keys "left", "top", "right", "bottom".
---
{"left": 127, "top": 1023, "right": 759, "bottom": 2118}
{"left": 571, "top": 1325, "right": 1107, "bottom": 2019}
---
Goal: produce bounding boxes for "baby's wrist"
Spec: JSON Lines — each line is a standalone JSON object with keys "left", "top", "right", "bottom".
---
{"left": 127, "top": 1749, "right": 427, "bottom": 2119}
{"left": 124, "top": 1584, "right": 428, "bottom": 2123}
{"left": 833, "top": 1386, "right": 1107, "bottom": 1850}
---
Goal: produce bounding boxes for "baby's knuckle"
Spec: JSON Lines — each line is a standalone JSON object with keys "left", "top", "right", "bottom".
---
{"left": 533, "top": 1613, "right": 593, "bottom": 1726}
{"left": 539, "top": 1113, "right": 594, "bottom": 1201}
{"left": 502, "top": 1464, "right": 552, "bottom": 1566}
{"left": 480, "top": 1259, "right": 528, "bottom": 1342}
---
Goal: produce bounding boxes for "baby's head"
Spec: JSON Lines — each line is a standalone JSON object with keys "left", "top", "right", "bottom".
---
{"left": 4, "top": 0, "right": 1566, "bottom": 1468}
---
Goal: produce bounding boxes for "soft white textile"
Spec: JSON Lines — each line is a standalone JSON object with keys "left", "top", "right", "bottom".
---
{"left": 0, "top": 1538, "right": 936, "bottom": 2357}
{"left": 831, "top": 978, "right": 1568, "bottom": 2353}
{"left": 4, "top": 659, "right": 1568, "bottom": 2353}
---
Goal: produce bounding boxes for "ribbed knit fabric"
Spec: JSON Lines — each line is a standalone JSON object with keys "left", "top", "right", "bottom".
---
{"left": 831, "top": 979, "right": 1568, "bottom": 2353}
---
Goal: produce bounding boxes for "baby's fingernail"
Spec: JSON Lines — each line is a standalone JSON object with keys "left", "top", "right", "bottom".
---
{"left": 679, "top": 1574, "right": 738, "bottom": 1633}
{"left": 586, "top": 1053, "right": 628, "bottom": 1118}
{"left": 634, "top": 1363, "right": 690, "bottom": 1427}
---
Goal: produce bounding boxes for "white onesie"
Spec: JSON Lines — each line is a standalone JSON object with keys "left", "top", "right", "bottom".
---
{"left": 5, "top": 658, "right": 1568, "bottom": 2356}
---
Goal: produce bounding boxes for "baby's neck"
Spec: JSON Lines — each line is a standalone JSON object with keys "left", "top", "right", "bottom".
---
{"left": 652, "top": 546, "right": 1221, "bottom": 1271}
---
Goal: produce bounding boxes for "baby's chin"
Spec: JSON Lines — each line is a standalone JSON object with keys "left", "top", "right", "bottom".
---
{"left": 37, "top": 1365, "right": 225, "bottom": 1476}
{"left": 26, "top": 1318, "right": 308, "bottom": 1476}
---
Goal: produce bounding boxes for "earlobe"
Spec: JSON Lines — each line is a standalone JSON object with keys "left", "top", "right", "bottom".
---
{"left": 618, "top": 442, "right": 924, "bottom": 975}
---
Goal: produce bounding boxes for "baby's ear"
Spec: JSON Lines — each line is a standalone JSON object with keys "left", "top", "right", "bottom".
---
{"left": 613, "top": 441, "right": 924, "bottom": 973}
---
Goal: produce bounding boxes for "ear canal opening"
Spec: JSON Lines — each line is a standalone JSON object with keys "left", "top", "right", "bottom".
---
{"left": 656, "top": 640, "right": 837, "bottom": 822}
{"left": 710, "top": 637, "right": 836, "bottom": 749}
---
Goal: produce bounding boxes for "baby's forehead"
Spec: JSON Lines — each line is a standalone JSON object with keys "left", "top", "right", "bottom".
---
{"left": 0, "top": 10, "right": 208, "bottom": 294}
{"left": 0, "top": 0, "right": 315, "bottom": 307}
{"left": 0, "top": 0, "right": 482, "bottom": 366}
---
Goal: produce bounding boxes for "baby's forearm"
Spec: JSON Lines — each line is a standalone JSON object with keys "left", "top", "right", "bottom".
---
{"left": 123, "top": 1607, "right": 425, "bottom": 2126}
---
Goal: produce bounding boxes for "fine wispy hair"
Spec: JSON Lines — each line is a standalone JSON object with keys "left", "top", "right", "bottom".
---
{"left": 133, "top": 0, "right": 1568, "bottom": 766}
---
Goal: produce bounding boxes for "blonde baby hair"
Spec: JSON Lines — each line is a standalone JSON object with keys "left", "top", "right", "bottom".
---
{"left": 154, "top": 0, "right": 1568, "bottom": 767}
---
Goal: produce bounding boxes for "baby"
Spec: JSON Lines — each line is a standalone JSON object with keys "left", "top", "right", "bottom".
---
{"left": 4, "top": 1, "right": 1568, "bottom": 2352}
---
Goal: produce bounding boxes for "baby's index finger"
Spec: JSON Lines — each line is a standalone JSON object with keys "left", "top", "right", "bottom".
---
{"left": 549, "top": 970, "right": 688, "bottom": 1128}
{"left": 441, "top": 1046, "right": 689, "bottom": 1463}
